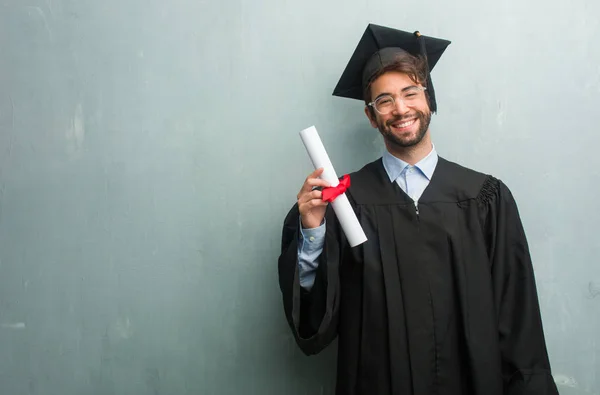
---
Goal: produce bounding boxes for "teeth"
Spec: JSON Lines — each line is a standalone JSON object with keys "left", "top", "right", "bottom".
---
{"left": 393, "top": 119, "right": 415, "bottom": 128}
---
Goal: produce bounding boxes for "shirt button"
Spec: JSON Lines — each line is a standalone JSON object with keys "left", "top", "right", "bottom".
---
{"left": 309, "top": 236, "right": 315, "bottom": 242}
{"left": 408, "top": 167, "right": 414, "bottom": 173}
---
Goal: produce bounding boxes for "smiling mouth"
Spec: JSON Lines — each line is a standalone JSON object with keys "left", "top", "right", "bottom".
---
{"left": 391, "top": 118, "right": 417, "bottom": 130}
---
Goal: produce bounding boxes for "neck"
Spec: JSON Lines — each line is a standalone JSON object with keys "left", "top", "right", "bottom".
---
{"left": 385, "top": 130, "right": 433, "bottom": 165}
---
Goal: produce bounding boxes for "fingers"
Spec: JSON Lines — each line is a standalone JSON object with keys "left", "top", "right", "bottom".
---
{"left": 310, "top": 167, "right": 324, "bottom": 179}
{"left": 299, "top": 168, "right": 331, "bottom": 196}
{"left": 299, "top": 198, "right": 328, "bottom": 211}
{"left": 298, "top": 189, "right": 328, "bottom": 216}
{"left": 298, "top": 190, "right": 324, "bottom": 205}
{"left": 296, "top": 186, "right": 323, "bottom": 204}
{"left": 298, "top": 197, "right": 328, "bottom": 216}
{"left": 296, "top": 168, "right": 330, "bottom": 211}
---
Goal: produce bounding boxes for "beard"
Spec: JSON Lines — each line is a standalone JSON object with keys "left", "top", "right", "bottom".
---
{"left": 377, "top": 109, "right": 431, "bottom": 148}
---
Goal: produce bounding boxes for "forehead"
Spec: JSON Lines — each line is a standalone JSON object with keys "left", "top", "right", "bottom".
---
{"left": 369, "top": 71, "right": 419, "bottom": 94}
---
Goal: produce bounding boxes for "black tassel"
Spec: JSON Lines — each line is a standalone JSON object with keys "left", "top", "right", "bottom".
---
{"left": 414, "top": 31, "right": 437, "bottom": 113}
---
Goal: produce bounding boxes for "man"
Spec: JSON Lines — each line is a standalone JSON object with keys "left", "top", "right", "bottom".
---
{"left": 278, "top": 24, "right": 558, "bottom": 395}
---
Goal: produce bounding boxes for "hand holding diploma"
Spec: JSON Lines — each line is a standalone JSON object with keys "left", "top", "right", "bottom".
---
{"left": 298, "top": 126, "right": 368, "bottom": 247}
{"left": 296, "top": 167, "right": 330, "bottom": 229}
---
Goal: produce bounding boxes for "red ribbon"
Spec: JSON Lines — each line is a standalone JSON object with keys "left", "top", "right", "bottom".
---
{"left": 322, "top": 174, "right": 351, "bottom": 203}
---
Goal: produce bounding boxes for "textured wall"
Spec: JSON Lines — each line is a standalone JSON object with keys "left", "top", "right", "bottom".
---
{"left": 0, "top": 0, "right": 598, "bottom": 393}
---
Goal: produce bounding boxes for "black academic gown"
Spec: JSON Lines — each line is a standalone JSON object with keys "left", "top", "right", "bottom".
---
{"left": 278, "top": 157, "right": 558, "bottom": 395}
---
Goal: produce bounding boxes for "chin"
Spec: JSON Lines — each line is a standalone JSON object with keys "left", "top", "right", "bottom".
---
{"left": 384, "top": 129, "right": 427, "bottom": 148}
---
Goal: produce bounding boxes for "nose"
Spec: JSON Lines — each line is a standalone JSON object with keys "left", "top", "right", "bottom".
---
{"left": 392, "top": 97, "right": 410, "bottom": 114}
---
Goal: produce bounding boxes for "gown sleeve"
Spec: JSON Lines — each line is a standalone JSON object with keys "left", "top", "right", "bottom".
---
{"left": 277, "top": 203, "right": 343, "bottom": 356}
{"left": 479, "top": 176, "right": 559, "bottom": 395}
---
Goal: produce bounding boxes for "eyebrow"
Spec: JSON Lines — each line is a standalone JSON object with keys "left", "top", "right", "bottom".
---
{"left": 374, "top": 85, "right": 420, "bottom": 101}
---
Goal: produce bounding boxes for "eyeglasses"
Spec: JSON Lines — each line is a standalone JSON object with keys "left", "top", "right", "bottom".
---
{"left": 368, "top": 86, "right": 427, "bottom": 115}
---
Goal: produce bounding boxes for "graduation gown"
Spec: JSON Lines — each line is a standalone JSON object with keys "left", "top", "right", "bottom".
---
{"left": 278, "top": 156, "right": 558, "bottom": 395}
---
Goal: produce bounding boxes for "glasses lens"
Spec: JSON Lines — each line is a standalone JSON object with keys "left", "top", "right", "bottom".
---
{"left": 375, "top": 95, "right": 394, "bottom": 114}
{"left": 401, "top": 87, "right": 423, "bottom": 104}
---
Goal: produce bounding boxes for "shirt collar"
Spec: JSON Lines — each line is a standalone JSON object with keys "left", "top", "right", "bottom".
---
{"left": 382, "top": 143, "right": 439, "bottom": 182}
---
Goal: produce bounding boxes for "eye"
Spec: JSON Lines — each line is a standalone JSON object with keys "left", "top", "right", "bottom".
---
{"left": 377, "top": 97, "right": 393, "bottom": 106}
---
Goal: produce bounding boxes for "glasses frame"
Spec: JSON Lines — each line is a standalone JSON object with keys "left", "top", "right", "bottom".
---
{"left": 367, "top": 86, "right": 427, "bottom": 115}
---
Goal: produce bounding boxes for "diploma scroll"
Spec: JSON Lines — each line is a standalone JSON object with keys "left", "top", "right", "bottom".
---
{"left": 299, "top": 126, "right": 368, "bottom": 247}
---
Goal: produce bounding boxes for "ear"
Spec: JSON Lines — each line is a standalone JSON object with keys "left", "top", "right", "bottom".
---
{"left": 364, "top": 106, "right": 378, "bottom": 129}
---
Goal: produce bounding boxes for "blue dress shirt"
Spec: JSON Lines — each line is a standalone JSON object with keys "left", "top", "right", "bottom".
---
{"left": 297, "top": 144, "right": 439, "bottom": 289}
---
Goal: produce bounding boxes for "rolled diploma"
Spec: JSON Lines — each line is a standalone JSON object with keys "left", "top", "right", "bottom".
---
{"left": 299, "top": 126, "right": 368, "bottom": 247}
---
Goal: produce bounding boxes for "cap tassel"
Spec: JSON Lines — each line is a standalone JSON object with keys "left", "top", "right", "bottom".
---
{"left": 414, "top": 31, "right": 437, "bottom": 113}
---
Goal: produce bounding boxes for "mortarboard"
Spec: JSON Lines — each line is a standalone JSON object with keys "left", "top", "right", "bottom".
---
{"left": 332, "top": 24, "right": 451, "bottom": 113}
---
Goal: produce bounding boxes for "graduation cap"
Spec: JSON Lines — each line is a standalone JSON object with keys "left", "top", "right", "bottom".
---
{"left": 332, "top": 24, "right": 451, "bottom": 113}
